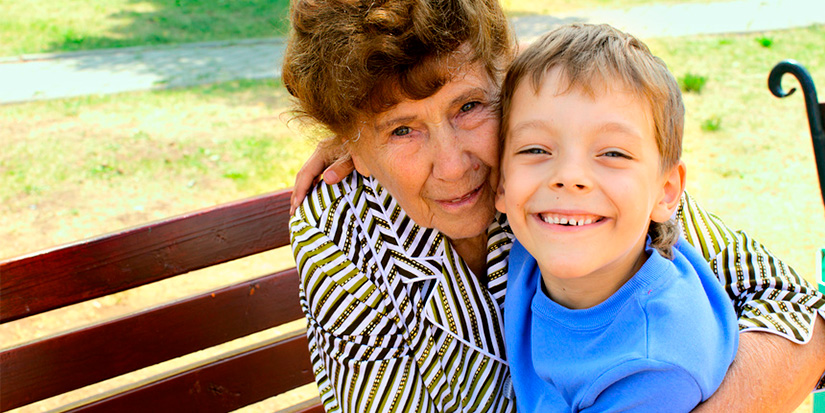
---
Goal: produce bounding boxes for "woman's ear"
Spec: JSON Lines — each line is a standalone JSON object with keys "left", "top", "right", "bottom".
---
{"left": 495, "top": 178, "right": 507, "bottom": 214}
{"left": 350, "top": 152, "right": 371, "bottom": 177}
{"left": 650, "top": 161, "right": 686, "bottom": 223}
{"left": 347, "top": 140, "right": 371, "bottom": 177}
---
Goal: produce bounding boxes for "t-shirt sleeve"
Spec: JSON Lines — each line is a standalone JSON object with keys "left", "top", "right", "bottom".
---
{"left": 578, "top": 360, "right": 702, "bottom": 413}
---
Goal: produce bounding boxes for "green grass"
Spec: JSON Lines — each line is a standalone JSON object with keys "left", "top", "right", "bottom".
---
{"left": 2, "top": 24, "right": 824, "bottom": 288}
{"left": 700, "top": 115, "right": 723, "bottom": 131}
{"left": 0, "top": 78, "right": 314, "bottom": 257}
{"left": 645, "top": 24, "right": 825, "bottom": 283}
{"left": 2, "top": 0, "right": 724, "bottom": 55}
{"left": 679, "top": 73, "right": 708, "bottom": 93}
{"left": 502, "top": 0, "right": 724, "bottom": 15}
{"left": 0, "top": 0, "right": 290, "bottom": 55}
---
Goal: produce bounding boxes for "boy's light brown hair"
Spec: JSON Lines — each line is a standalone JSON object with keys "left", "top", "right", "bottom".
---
{"left": 500, "top": 23, "right": 685, "bottom": 257}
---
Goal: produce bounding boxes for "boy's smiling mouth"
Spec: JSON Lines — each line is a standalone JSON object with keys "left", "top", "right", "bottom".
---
{"left": 538, "top": 212, "right": 605, "bottom": 226}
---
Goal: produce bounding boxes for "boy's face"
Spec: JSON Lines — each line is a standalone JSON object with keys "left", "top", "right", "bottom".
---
{"left": 496, "top": 67, "right": 684, "bottom": 290}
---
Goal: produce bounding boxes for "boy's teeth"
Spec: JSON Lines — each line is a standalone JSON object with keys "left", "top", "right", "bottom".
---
{"left": 541, "top": 214, "right": 600, "bottom": 226}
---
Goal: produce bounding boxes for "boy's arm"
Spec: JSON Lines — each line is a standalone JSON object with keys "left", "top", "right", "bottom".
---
{"left": 678, "top": 191, "right": 825, "bottom": 410}
{"left": 693, "top": 317, "right": 825, "bottom": 412}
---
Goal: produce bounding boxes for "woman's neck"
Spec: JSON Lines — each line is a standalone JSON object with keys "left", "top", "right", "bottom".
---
{"left": 450, "top": 233, "right": 488, "bottom": 278}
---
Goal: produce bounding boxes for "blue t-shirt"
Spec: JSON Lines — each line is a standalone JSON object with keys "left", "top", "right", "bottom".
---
{"left": 504, "top": 239, "right": 738, "bottom": 412}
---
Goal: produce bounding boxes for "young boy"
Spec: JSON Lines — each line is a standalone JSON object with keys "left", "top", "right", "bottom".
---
{"left": 495, "top": 24, "right": 739, "bottom": 412}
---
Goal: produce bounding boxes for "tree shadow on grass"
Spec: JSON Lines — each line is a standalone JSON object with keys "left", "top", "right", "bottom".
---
{"left": 14, "top": 0, "right": 292, "bottom": 102}
{"left": 47, "top": 0, "right": 290, "bottom": 53}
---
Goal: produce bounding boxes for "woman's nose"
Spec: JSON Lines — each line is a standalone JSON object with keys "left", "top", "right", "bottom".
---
{"left": 431, "top": 125, "right": 470, "bottom": 181}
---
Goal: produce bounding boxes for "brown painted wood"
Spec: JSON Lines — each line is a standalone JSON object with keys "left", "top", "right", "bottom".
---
{"left": 0, "top": 268, "right": 303, "bottom": 411}
{"left": 294, "top": 404, "right": 327, "bottom": 413}
{"left": 64, "top": 335, "right": 316, "bottom": 413}
{"left": 0, "top": 189, "right": 292, "bottom": 323}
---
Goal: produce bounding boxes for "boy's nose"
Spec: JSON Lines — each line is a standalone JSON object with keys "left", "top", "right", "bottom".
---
{"left": 551, "top": 157, "right": 592, "bottom": 191}
{"left": 554, "top": 182, "right": 588, "bottom": 190}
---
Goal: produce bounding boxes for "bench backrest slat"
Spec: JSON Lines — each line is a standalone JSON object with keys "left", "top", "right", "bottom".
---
{"left": 0, "top": 189, "right": 293, "bottom": 323}
{"left": 64, "top": 335, "right": 314, "bottom": 413}
{"left": 0, "top": 268, "right": 302, "bottom": 411}
{"left": 1, "top": 189, "right": 322, "bottom": 412}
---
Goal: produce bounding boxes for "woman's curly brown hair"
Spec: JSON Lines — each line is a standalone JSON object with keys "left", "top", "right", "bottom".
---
{"left": 282, "top": 0, "right": 515, "bottom": 141}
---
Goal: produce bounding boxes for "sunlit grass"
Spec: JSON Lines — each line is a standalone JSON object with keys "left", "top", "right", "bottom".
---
{"left": 646, "top": 24, "right": 825, "bottom": 284}
{"left": 501, "top": 0, "right": 726, "bottom": 15}
{"left": 3, "top": 25, "right": 824, "bottom": 278}
{"left": 0, "top": 79, "right": 313, "bottom": 257}
{"left": 0, "top": 0, "right": 290, "bottom": 55}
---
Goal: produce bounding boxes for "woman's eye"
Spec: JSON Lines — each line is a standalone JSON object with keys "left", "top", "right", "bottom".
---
{"left": 460, "top": 101, "right": 479, "bottom": 112}
{"left": 392, "top": 126, "right": 412, "bottom": 136}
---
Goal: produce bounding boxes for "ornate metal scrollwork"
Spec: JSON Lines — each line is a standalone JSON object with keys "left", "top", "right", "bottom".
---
{"left": 769, "top": 59, "right": 825, "bottom": 207}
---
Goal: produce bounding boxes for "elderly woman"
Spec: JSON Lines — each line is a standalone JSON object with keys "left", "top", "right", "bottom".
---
{"left": 284, "top": 0, "right": 825, "bottom": 412}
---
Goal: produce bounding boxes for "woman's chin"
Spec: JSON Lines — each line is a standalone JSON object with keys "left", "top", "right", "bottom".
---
{"left": 436, "top": 203, "right": 496, "bottom": 241}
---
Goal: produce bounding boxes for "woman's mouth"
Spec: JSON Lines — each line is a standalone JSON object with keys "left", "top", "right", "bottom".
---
{"left": 538, "top": 212, "right": 604, "bottom": 226}
{"left": 437, "top": 185, "right": 483, "bottom": 207}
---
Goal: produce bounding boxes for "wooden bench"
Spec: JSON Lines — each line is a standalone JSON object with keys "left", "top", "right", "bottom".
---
{"left": 0, "top": 188, "right": 323, "bottom": 412}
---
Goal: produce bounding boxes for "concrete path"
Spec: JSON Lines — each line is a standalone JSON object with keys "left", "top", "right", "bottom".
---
{"left": 1, "top": 0, "right": 823, "bottom": 104}
{"left": 512, "top": 0, "right": 825, "bottom": 42}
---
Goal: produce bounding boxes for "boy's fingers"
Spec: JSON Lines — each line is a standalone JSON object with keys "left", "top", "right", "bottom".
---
{"left": 290, "top": 137, "right": 348, "bottom": 215}
{"left": 289, "top": 169, "right": 315, "bottom": 215}
{"left": 322, "top": 156, "right": 354, "bottom": 185}
{"left": 290, "top": 146, "right": 331, "bottom": 215}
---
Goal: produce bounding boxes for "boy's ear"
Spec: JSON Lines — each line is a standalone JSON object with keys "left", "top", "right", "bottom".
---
{"left": 495, "top": 178, "right": 507, "bottom": 214}
{"left": 650, "top": 161, "right": 686, "bottom": 223}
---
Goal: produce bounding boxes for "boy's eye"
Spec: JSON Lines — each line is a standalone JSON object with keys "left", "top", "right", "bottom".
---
{"left": 460, "top": 101, "right": 479, "bottom": 112}
{"left": 518, "top": 147, "right": 549, "bottom": 155}
{"left": 603, "top": 150, "right": 631, "bottom": 159}
{"left": 392, "top": 126, "right": 412, "bottom": 136}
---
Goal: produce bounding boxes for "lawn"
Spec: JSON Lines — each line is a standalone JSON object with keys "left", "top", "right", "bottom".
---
{"left": 4, "top": 25, "right": 822, "bottom": 280}
{"left": 502, "top": 0, "right": 725, "bottom": 15}
{"left": 0, "top": 0, "right": 291, "bottom": 56}
{"left": 1, "top": 0, "right": 728, "bottom": 55}
{"left": 648, "top": 24, "right": 825, "bottom": 290}
{"left": 1, "top": 19, "right": 823, "bottom": 413}
{"left": 1, "top": 78, "right": 314, "bottom": 259}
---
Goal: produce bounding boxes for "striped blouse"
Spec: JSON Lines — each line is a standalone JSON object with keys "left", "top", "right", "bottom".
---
{"left": 290, "top": 172, "right": 825, "bottom": 413}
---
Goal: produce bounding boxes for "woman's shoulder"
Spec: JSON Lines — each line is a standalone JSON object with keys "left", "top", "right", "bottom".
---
{"left": 310, "top": 171, "right": 364, "bottom": 208}
{"left": 293, "top": 171, "right": 375, "bottom": 225}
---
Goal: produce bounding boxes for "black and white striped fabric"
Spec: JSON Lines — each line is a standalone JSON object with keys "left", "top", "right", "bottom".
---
{"left": 290, "top": 172, "right": 825, "bottom": 412}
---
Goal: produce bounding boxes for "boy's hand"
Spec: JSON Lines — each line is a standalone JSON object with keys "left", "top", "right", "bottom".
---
{"left": 290, "top": 139, "right": 354, "bottom": 215}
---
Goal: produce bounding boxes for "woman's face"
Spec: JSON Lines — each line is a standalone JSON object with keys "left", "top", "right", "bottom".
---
{"left": 348, "top": 61, "right": 500, "bottom": 241}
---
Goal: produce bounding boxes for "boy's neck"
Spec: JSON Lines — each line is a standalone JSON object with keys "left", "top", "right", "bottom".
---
{"left": 540, "top": 249, "right": 650, "bottom": 310}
